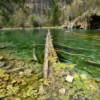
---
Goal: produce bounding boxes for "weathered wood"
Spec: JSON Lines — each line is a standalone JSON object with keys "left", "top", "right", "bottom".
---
{"left": 43, "top": 29, "right": 58, "bottom": 79}
{"left": 48, "top": 30, "right": 58, "bottom": 63}
{"left": 43, "top": 30, "right": 49, "bottom": 79}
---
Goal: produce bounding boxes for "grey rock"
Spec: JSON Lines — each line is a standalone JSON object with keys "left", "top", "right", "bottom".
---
{"left": 65, "top": 75, "right": 74, "bottom": 83}
{"left": 39, "top": 85, "right": 45, "bottom": 94}
{"left": 59, "top": 88, "right": 66, "bottom": 95}
{"left": 24, "top": 69, "right": 33, "bottom": 76}
{"left": 0, "top": 61, "right": 6, "bottom": 67}
{"left": 0, "top": 56, "right": 4, "bottom": 60}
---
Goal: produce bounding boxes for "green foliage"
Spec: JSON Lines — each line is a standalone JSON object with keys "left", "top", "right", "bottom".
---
{"left": 65, "top": 0, "right": 100, "bottom": 20}
{"left": 0, "top": 0, "right": 100, "bottom": 26}
{"left": 0, "top": 0, "right": 26, "bottom": 27}
{"left": 31, "top": 15, "right": 40, "bottom": 27}
{"left": 50, "top": 0, "right": 62, "bottom": 25}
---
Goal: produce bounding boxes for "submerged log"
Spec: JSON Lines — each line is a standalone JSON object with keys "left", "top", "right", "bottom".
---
{"left": 43, "top": 29, "right": 58, "bottom": 79}
{"left": 56, "top": 49, "right": 91, "bottom": 59}
{"left": 6, "top": 67, "right": 25, "bottom": 73}
{"left": 84, "top": 60, "right": 100, "bottom": 67}
{"left": 57, "top": 49, "right": 100, "bottom": 67}
{"left": 54, "top": 42, "right": 95, "bottom": 52}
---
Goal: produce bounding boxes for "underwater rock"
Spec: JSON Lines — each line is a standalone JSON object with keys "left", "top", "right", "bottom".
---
{"left": 59, "top": 88, "right": 66, "bottom": 95}
{"left": 7, "top": 85, "right": 19, "bottom": 95}
{"left": 11, "top": 79, "right": 17, "bottom": 85}
{"left": 24, "top": 69, "right": 33, "bottom": 76}
{"left": 19, "top": 71, "right": 24, "bottom": 77}
{"left": 60, "top": 70, "right": 68, "bottom": 76}
{"left": 65, "top": 75, "right": 74, "bottom": 83}
{"left": 4, "top": 62, "right": 14, "bottom": 70}
{"left": 0, "top": 69, "right": 5, "bottom": 77}
{"left": 0, "top": 56, "right": 4, "bottom": 60}
{"left": 39, "top": 85, "right": 45, "bottom": 95}
{"left": 0, "top": 61, "right": 6, "bottom": 67}
{"left": 3, "top": 74, "right": 10, "bottom": 81}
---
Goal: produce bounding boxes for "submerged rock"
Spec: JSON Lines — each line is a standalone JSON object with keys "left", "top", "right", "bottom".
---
{"left": 0, "top": 69, "right": 5, "bottom": 76}
{"left": 0, "top": 61, "right": 6, "bottom": 67}
{"left": 59, "top": 88, "right": 66, "bottom": 95}
{"left": 0, "top": 56, "right": 4, "bottom": 60}
{"left": 39, "top": 85, "right": 45, "bottom": 95}
{"left": 24, "top": 69, "right": 33, "bottom": 76}
{"left": 65, "top": 75, "right": 74, "bottom": 83}
{"left": 19, "top": 71, "right": 24, "bottom": 77}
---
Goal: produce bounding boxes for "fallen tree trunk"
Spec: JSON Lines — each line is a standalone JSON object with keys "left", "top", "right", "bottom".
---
{"left": 43, "top": 29, "right": 58, "bottom": 79}
{"left": 43, "top": 30, "right": 49, "bottom": 79}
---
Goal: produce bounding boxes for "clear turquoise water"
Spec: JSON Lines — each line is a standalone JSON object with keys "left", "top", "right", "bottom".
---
{"left": 52, "top": 29, "right": 100, "bottom": 78}
{"left": 0, "top": 29, "right": 100, "bottom": 78}
{"left": 0, "top": 29, "right": 46, "bottom": 63}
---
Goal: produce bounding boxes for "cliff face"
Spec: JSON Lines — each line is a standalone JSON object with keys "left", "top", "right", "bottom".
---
{"left": 25, "top": 0, "right": 49, "bottom": 15}
{"left": 0, "top": 0, "right": 100, "bottom": 28}
{"left": 25, "top": 0, "right": 70, "bottom": 16}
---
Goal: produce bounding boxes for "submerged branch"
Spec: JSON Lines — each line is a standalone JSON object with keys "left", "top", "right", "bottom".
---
{"left": 54, "top": 42, "right": 96, "bottom": 52}
{"left": 56, "top": 49, "right": 91, "bottom": 58}
{"left": 84, "top": 60, "right": 100, "bottom": 67}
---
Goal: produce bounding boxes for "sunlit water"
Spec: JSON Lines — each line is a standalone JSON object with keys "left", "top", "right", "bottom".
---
{"left": 52, "top": 29, "right": 100, "bottom": 78}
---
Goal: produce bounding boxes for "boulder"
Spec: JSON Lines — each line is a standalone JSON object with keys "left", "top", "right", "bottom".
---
{"left": 59, "top": 88, "right": 66, "bottom": 95}
{"left": 65, "top": 75, "right": 74, "bottom": 83}
{"left": 0, "top": 56, "right": 4, "bottom": 60}
{"left": 24, "top": 69, "right": 33, "bottom": 76}
{"left": 0, "top": 61, "right": 6, "bottom": 67}
{"left": 39, "top": 85, "right": 45, "bottom": 95}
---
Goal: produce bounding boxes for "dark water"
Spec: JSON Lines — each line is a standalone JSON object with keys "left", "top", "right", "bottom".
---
{"left": 52, "top": 29, "right": 100, "bottom": 78}
{"left": 0, "top": 29, "right": 46, "bottom": 63}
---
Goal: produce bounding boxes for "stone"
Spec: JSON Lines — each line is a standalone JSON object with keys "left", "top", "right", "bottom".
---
{"left": 24, "top": 69, "right": 33, "bottom": 76}
{"left": 19, "top": 71, "right": 24, "bottom": 77}
{"left": 0, "top": 69, "right": 5, "bottom": 76}
{"left": 59, "top": 88, "right": 66, "bottom": 95}
{"left": 0, "top": 56, "right": 4, "bottom": 60}
{"left": 3, "top": 74, "right": 10, "bottom": 81}
{"left": 0, "top": 61, "right": 6, "bottom": 67}
{"left": 39, "top": 85, "right": 45, "bottom": 94}
{"left": 11, "top": 79, "right": 17, "bottom": 84}
{"left": 14, "top": 97, "right": 21, "bottom": 100}
{"left": 65, "top": 75, "right": 74, "bottom": 83}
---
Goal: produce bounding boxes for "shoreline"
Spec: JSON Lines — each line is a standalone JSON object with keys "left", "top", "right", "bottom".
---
{"left": 0, "top": 27, "right": 100, "bottom": 31}
{"left": 0, "top": 26, "right": 63, "bottom": 30}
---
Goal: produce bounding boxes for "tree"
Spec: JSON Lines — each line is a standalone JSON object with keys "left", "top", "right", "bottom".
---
{"left": 0, "top": 0, "right": 25, "bottom": 26}
{"left": 50, "top": 0, "right": 62, "bottom": 25}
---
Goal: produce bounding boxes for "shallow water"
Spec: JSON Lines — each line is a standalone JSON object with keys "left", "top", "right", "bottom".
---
{"left": 0, "top": 29, "right": 100, "bottom": 78}
{"left": 0, "top": 29, "right": 100, "bottom": 99}
{"left": 0, "top": 29, "right": 46, "bottom": 63}
{"left": 52, "top": 29, "right": 100, "bottom": 78}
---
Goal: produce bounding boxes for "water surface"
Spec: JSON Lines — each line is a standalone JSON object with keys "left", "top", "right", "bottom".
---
{"left": 0, "top": 29, "right": 46, "bottom": 63}
{"left": 52, "top": 29, "right": 100, "bottom": 78}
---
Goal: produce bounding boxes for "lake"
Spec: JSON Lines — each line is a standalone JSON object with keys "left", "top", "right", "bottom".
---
{"left": 0, "top": 29, "right": 46, "bottom": 63}
{"left": 0, "top": 29, "right": 100, "bottom": 78}
{"left": 52, "top": 29, "right": 100, "bottom": 78}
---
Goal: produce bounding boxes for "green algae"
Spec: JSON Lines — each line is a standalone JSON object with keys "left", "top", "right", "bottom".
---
{"left": 52, "top": 29, "right": 100, "bottom": 79}
{"left": 50, "top": 62, "right": 100, "bottom": 100}
{"left": 0, "top": 29, "right": 100, "bottom": 99}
